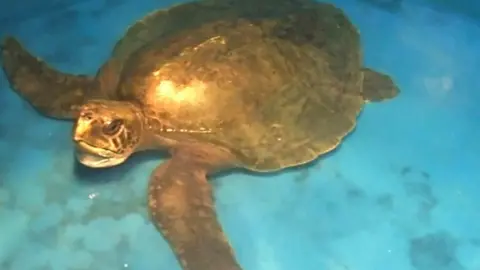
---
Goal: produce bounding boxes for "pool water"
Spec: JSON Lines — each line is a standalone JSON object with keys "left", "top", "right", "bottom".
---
{"left": 0, "top": 0, "right": 479, "bottom": 269}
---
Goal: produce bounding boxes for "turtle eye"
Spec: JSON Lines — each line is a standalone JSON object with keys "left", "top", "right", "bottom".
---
{"left": 103, "top": 119, "right": 123, "bottom": 135}
{"left": 81, "top": 111, "right": 93, "bottom": 121}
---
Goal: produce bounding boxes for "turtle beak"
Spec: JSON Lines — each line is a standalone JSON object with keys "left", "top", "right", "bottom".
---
{"left": 72, "top": 119, "right": 90, "bottom": 142}
{"left": 74, "top": 141, "right": 127, "bottom": 168}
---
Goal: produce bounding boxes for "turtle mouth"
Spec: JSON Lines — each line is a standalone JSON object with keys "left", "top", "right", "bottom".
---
{"left": 75, "top": 141, "right": 126, "bottom": 168}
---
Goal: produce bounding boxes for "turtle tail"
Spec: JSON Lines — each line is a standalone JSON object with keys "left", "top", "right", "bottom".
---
{"left": 1, "top": 36, "right": 103, "bottom": 120}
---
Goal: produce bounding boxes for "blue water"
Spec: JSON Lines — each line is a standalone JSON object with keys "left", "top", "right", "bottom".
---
{"left": 0, "top": 0, "right": 479, "bottom": 269}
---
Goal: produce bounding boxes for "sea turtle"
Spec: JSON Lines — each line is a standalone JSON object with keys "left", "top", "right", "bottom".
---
{"left": 0, "top": 0, "right": 400, "bottom": 269}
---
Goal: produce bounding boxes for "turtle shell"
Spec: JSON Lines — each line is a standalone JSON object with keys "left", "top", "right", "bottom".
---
{"left": 101, "top": 0, "right": 312, "bottom": 81}
{"left": 112, "top": 2, "right": 364, "bottom": 172}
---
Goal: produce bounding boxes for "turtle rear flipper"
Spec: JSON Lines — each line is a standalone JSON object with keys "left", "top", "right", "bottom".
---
{"left": 1, "top": 37, "right": 103, "bottom": 120}
{"left": 361, "top": 67, "right": 400, "bottom": 102}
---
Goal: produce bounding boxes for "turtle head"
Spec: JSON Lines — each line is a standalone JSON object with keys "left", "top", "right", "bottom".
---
{"left": 72, "top": 100, "right": 144, "bottom": 168}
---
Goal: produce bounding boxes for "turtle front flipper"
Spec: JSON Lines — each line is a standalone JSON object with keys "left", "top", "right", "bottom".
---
{"left": 361, "top": 67, "right": 400, "bottom": 102}
{"left": 148, "top": 151, "right": 242, "bottom": 270}
{"left": 1, "top": 37, "right": 103, "bottom": 120}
